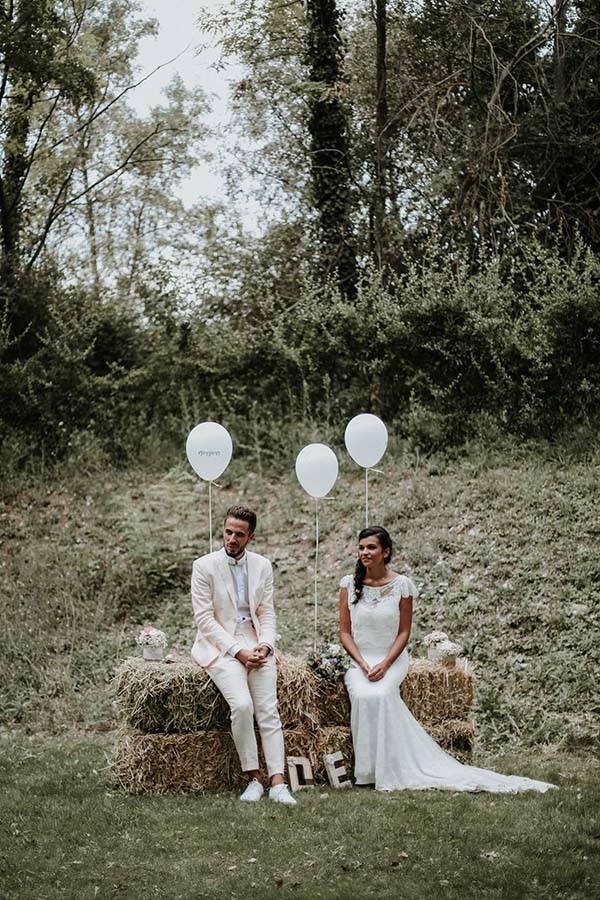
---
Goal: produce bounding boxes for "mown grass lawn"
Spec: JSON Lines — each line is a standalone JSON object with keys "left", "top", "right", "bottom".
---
{"left": 1, "top": 733, "right": 598, "bottom": 900}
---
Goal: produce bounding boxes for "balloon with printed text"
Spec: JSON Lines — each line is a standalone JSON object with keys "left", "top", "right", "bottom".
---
{"left": 344, "top": 413, "right": 388, "bottom": 468}
{"left": 186, "top": 422, "right": 233, "bottom": 481}
{"left": 295, "top": 443, "right": 339, "bottom": 498}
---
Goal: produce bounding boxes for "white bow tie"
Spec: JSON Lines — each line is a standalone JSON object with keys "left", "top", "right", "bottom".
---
{"left": 227, "top": 554, "right": 246, "bottom": 567}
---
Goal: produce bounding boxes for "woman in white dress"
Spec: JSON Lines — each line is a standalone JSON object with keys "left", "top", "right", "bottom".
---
{"left": 339, "top": 525, "right": 556, "bottom": 793}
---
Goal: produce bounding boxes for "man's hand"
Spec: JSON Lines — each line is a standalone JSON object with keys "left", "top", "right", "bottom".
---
{"left": 235, "top": 648, "right": 268, "bottom": 669}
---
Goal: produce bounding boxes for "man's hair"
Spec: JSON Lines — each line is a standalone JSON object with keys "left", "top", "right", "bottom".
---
{"left": 224, "top": 505, "right": 257, "bottom": 534}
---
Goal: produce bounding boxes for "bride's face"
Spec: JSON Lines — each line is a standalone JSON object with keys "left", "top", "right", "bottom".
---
{"left": 358, "top": 535, "right": 389, "bottom": 569}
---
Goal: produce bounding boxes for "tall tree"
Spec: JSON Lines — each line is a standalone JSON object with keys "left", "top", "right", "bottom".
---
{"left": 305, "top": 0, "right": 357, "bottom": 294}
{"left": 48, "top": 76, "right": 209, "bottom": 301}
{"left": 0, "top": 0, "right": 98, "bottom": 275}
{"left": 530, "top": 0, "right": 600, "bottom": 252}
{"left": 371, "top": 0, "right": 389, "bottom": 270}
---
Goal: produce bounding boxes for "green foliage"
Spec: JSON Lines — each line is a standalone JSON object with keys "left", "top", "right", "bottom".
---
{"left": 190, "top": 238, "right": 600, "bottom": 453}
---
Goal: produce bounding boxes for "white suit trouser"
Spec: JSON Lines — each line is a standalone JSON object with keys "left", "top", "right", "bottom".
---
{"left": 205, "top": 621, "right": 285, "bottom": 777}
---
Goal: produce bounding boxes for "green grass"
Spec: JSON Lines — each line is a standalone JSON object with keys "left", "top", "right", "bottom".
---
{"left": 1, "top": 437, "right": 598, "bottom": 750}
{"left": 1, "top": 733, "right": 598, "bottom": 900}
{"left": 1, "top": 438, "right": 599, "bottom": 898}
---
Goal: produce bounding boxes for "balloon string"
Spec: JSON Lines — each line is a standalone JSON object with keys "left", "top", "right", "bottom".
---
{"left": 314, "top": 498, "right": 319, "bottom": 652}
{"left": 365, "top": 468, "right": 369, "bottom": 527}
{"left": 209, "top": 481, "right": 213, "bottom": 553}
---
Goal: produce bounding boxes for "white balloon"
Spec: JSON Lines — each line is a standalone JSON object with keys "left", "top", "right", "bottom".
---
{"left": 186, "top": 422, "right": 233, "bottom": 481}
{"left": 295, "top": 443, "right": 339, "bottom": 498}
{"left": 344, "top": 413, "right": 388, "bottom": 468}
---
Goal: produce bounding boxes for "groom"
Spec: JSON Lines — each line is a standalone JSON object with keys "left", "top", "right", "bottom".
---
{"left": 191, "top": 504, "right": 296, "bottom": 805}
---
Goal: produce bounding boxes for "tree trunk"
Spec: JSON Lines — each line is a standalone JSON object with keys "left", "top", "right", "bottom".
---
{"left": 305, "top": 0, "right": 357, "bottom": 297}
{"left": 372, "top": 0, "right": 389, "bottom": 271}
{"left": 554, "top": 0, "right": 569, "bottom": 100}
{"left": 0, "top": 83, "right": 32, "bottom": 276}
{"left": 79, "top": 131, "right": 102, "bottom": 302}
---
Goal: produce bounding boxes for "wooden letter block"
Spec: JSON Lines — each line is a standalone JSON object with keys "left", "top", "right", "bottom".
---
{"left": 324, "top": 751, "right": 351, "bottom": 788}
{"left": 286, "top": 756, "right": 314, "bottom": 791}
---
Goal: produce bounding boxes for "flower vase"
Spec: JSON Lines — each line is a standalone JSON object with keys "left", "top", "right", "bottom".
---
{"left": 441, "top": 655, "right": 456, "bottom": 668}
{"left": 143, "top": 646, "right": 163, "bottom": 661}
{"left": 427, "top": 647, "right": 442, "bottom": 662}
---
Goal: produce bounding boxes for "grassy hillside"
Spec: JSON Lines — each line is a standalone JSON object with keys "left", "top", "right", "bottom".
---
{"left": 1, "top": 438, "right": 599, "bottom": 753}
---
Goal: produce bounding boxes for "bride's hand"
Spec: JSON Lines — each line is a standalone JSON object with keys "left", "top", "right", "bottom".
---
{"left": 367, "top": 661, "right": 389, "bottom": 681}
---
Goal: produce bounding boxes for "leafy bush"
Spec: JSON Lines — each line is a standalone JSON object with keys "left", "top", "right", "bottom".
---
{"left": 2, "top": 239, "right": 599, "bottom": 467}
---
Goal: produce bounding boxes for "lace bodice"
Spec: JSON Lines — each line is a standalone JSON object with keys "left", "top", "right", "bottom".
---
{"left": 340, "top": 574, "right": 418, "bottom": 657}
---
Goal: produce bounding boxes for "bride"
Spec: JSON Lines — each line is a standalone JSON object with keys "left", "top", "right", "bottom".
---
{"left": 339, "top": 525, "right": 556, "bottom": 793}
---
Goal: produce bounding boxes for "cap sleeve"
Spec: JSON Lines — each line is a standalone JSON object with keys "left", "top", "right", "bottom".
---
{"left": 399, "top": 575, "right": 419, "bottom": 599}
{"left": 339, "top": 574, "right": 353, "bottom": 590}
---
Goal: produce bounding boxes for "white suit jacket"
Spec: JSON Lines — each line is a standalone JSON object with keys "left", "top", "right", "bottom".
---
{"left": 191, "top": 546, "right": 277, "bottom": 668}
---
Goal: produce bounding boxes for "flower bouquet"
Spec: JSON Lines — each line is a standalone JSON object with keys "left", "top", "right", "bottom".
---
{"left": 308, "top": 642, "right": 351, "bottom": 684}
{"left": 136, "top": 625, "right": 167, "bottom": 661}
{"left": 423, "top": 631, "right": 462, "bottom": 666}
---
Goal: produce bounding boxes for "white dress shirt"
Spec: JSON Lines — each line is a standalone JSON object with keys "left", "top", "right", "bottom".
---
{"left": 226, "top": 551, "right": 272, "bottom": 658}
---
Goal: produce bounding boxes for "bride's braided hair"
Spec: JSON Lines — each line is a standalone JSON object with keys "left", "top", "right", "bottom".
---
{"left": 353, "top": 525, "right": 393, "bottom": 604}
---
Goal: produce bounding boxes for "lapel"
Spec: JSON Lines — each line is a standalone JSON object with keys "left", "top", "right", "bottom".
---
{"left": 216, "top": 548, "right": 238, "bottom": 614}
{"left": 246, "top": 551, "right": 259, "bottom": 615}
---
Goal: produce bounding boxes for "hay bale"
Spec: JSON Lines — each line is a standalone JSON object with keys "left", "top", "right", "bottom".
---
{"left": 313, "top": 679, "right": 352, "bottom": 726}
{"left": 113, "top": 655, "right": 325, "bottom": 732}
{"left": 113, "top": 654, "right": 474, "bottom": 734}
{"left": 425, "top": 719, "right": 475, "bottom": 763}
{"left": 400, "top": 658, "right": 474, "bottom": 725}
{"left": 112, "top": 657, "right": 230, "bottom": 733}
{"left": 111, "top": 720, "right": 473, "bottom": 794}
{"left": 111, "top": 725, "right": 353, "bottom": 794}
{"left": 285, "top": 725, "right": 354, "bottom": 782}
{"left": 276, "top": 655, "right": 322, "bottom": 728}
{"left": 111, "top": 728, "right": 242, "bottom": 794}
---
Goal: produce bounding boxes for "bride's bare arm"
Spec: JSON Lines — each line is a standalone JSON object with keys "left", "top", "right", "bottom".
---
{"left": 339, "top": 587, "right": 370, "bottom": 674}
{"left": 367, "top": 596, "right": 413, "bottom": 681}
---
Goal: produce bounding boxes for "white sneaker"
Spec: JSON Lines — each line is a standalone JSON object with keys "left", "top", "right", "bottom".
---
{"left": 240, "top": 779, "right": 264, "bottom": 802}
{"left": 269, "top": 783, "right": 297, "bottom": 805}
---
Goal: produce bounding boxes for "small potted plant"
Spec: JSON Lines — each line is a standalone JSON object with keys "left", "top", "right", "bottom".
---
{"left": 423, "top": 631, "right": 462, "bottom": 666}
{"left": 136, "top": 625, "right": 167, "bottom": 661}
{"left": 423, "top": 630, "right": 449, "bottom": 661}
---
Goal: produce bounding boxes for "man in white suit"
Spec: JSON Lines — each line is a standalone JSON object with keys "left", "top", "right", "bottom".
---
{"left": 191, "top": 505, "right": 296, "bottom": 804}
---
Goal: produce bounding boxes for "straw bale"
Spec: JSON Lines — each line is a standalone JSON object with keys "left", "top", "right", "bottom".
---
{"left": 313, "top": 679, "right": 352, "bottom": 726}
{"left": 284, "top": 725, "right": 354, "bottom": 782}
{"left": 112, "top": 654, "right": 474, "bottom": 734}
{"left": 111, "top": 720, "right": 473, "bottom": 794}
{"left": 112, "top": 657, "right": 230, "bottom": 733}
{"left": 400, "top": 658, "right": 474, "bottom": 725}
{"left": 111, "top": 725, "right": 352, "bottom": 793}
{"left": 276, "top": 654, "right": 322, "bottom": 727}
{"left": 111, "top": 728, "right": 243, "bottom": 794}
{"left": 425, "top": 719, "right": 475, "bottom": 763}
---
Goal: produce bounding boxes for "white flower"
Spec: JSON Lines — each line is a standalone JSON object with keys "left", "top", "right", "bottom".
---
{"left": 423, "top": 630, "right": 449, "bottom": 647}
{"left": 435, "top": 639, "right": 462, "bottom": 658}
{"left": 308, "top": 641, "right": 350, "bottom": 683}
{"left": 136, "top": 626, "right": 167, "bottom": 648}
